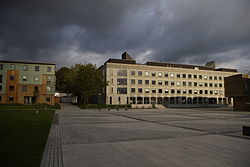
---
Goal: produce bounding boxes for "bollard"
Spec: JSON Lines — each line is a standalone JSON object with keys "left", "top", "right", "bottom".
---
{"left": 243, "top": 126, "right": 250, "bottom": 136}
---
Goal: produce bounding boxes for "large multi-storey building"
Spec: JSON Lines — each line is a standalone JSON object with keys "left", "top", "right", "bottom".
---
{"left": 99, "top": 52, "right": 239, "bottom": 107}
{"left": 0, "top": 61, "right": 56, "bottom": 105}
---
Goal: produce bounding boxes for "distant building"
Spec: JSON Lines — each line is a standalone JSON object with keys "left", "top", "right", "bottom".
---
{"left": 0, "top": 61, "right": 56, "bottom": 105}
{"left": 99, "top": 52, "right": 239, "bottom": 107}
{"left": 225, "top": 74, "right": 250, "bottom": 111}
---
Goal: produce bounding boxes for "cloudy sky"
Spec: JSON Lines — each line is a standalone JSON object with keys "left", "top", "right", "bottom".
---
{"left": 1, "top": 0, "right": 250, "bottom": 72}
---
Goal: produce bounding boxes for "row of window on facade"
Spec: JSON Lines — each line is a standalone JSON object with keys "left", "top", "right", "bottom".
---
{"left": 117, "top": 70, "right": 223, "bottom": 80}
{"left": 0, "top": 64, "right": 52, "bottom": 72}
{"left": 116, "top": 78, "right": 223, "bottom": 87}
{"left": 0, "top": 74, "right": 52, "bottom": 84}
{"left": 0, "top": 95, "right": 51, "bottom": 102}
{"left": 112, "top": 96, "right": 227, "bottom": 105}
{"left": 0, "top": 85, "right": 52, "bottom": 92}
{"left": 116, "top": 87, "right": 223, "bottom": 95}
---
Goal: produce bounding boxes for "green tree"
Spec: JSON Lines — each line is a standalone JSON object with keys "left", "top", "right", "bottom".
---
{"left": 73, "top": 63, "right": 106, "bottom": 104}
{"left": 57, "top": 64, "right": 107, "bottom": 104}
{"left": 56, "top": 67, "right": 73, "bottom": 93}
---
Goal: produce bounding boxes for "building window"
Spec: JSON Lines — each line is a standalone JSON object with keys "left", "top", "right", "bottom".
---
{"left": 35, "top": 66, "right": 40, "bottom": 72}
{"left": 188, "top": 82, "right": 192, "bottom": 86}
{"left": 34, "top": 76, "right": 39, "bottom": 82}
{"left": 0, "top": 85, "right": 2, "bottom": 91}
{"left": 0, "top": 96, "right": 1, "bottom": 101}
{"left": 205, "top": 90, "right": 208, "bottom": 94}
{"left": 182, "top": 74, "right": 186, "bottom": 78}
{"left": 170, "top": 73, "right": 174, "bottom": 78}
{"left": 158, "top": 89, "right": 163, "bottom": 93}
{"left": 219, "top": 76, "right": 222, "bottom": 80}
{"left": 204, "top": 83, "right": 208, "bottom": 87}
{"left": 117, "top": 69, "right": 127, "bottom": 76}
{"left": 9, "top": 85, "right": 14, "bottom": 91}
{"left": 171, "top": 81, "right": 175, "bottom": 86}
{"left": 22, "top": 75, "right": 27, "bottom": 81}
{"left": 189, "top": 90, "right": 192, "bottom": 94}
{"left": 204, "top": 75, "right": 208, "bottom": 80}
{"left": 177, "top": 81, "right": 181, "bottom": 86}
{"left": 46, "top": 86, "right": 51, "bottom": 92}
{"left": 47, "top": 76, "right": 52, "bottom": 84}
{"left": 9, "top": 96, "right": 14, "bottom": 101}
{"left": 177, "top": 90, "right": 181, "bottom": 94}
{"left": 183, "top": 90, "right": 187, "bottom": 94}
{"left": 165, "top": 81, "right": 168, "bottom": 85}
{"left": 165, "top": 73, "right": 168, "bottom": 77}
{"left": 188, "top": 74, "right": 192, "bottom": 79}
{"left": 193, "top": 75, "right": 197, "bottom": 79}
{"left": 117, "top": 78, "right": 127, "bottom": 85}
{"left": 138, "top": 80, "right": 142, "bottom": 84}
{"left": 214, "top": 90, "right": 218, "bottom": 94}
{"left": 214, "top": 76, "right": 217, "bottom": 80}
{"left": 10, "top": 75, "right": 15, "bottom": 81}
{"left": 199, "top": 90, "right": 203, "bottom": 94}
{"left": 145, "top": 88, "right": 149, "bottom": 93}
{"left": 131, "top": 71, "right": 135, "bottom": 76}
{"left": 138, "top": 88, "right": 143, "bottom": 93}
{"left": 47, "top": 67, "right": 52, "bottom": 72}
{"left": 171, "top": 89, "right": 175, "bottom": 94}
{"left": 219, "top": 83, "right": 223, "bottom": 87}
{"left": 144, "top": 80, "right": 149, "bottom": 84}
{"left": 152, "top": 72, "right": 156, "bottom": 77}
{"left": 183, "top": 82, "right": 186, "bottom": 86}
{"left": 152, "top": 89, "right": 156, "bottom": 93}
{"left": 209, "top": 83, "right": 213, "bottom": 87}
{"left": 0, "top": 75, "right": 2, "bottom": 83}
{"left": 209, "top": 76, "right": 213, "bottom": 80}
{"left": 145, "top": 71, "right": 149, "bottom": 76}
{"left": 22, "top": 86, "right": 28, "bottom": 92}
{"left": 194, "top": 90, "right": 198, "bottom": 94}
{"left": 194, "top": 82, "right": 197, "bottom": 86}
{"left": 158, "top": 80, "right": 162, "bottom": 85}
{"left": 46, "top": 97, "right": 51, "bottom": 102}
{"left": 138, "top": 71, "right": 142, "bottom": 76}
{"left": 10, "top": 64, "right": 15, "bottom": 70}
{"left": 158, "top": 72, "right": 162, "bottom": 77}
{"left": 0, "top": 64, "right": 3, "bottom": 70}
{"left": 117, "top": 88, "right": 127, "bottom": 94}
{"left": 23, "top": 65, "right": 28, "bottom": 71}
{"left": 165, "top": 89, "right": 169, "bottom": 93}
{"left": 131, "top": 88, "right": 135, "bottom": 93}
{"left": 214, "top": 83, "right": 218, "bottom": 87}
{"left": 219, "top": 90, "right": 223, "bottom": 95}
{"left": 177, "top": 74, "right": 181, "bottom": 78}
{"left": 210, "top": 90, "right": 213, "bottom": 94}
{"left": 199, "top": 82, "right": 203, "bottom": 87}
{"left": 152, "top": 80, "right": 156, "bottom": 85}
{"left": 199, "top": 75, "right": 202, "bottom": 79}
{"left": 131, "top": 79, "right": 135, "bottom": 84}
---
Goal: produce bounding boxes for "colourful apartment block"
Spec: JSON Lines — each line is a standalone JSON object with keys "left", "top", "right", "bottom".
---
{"left": 0, "top": 61, "right": 56, "bottom": 105}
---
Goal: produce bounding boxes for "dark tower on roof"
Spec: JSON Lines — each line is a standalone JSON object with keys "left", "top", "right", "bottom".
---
{"left": 121, "top": 51, "right": 134, "bottom": 61}
{"left": 205, "top": 61, "right": 216, "bottom": 69}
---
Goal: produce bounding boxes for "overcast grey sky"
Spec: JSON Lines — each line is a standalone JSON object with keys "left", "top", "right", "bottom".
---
{"left": 0, "top": 0, "right": 250, "bottom": 72}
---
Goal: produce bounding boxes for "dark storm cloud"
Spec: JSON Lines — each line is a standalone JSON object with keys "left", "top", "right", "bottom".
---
{"left": 0, "top": 0, "right": 250, "bottom": 72}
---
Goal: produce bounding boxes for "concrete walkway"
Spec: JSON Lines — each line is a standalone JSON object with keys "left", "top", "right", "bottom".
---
{"left": 60, "top": 103, "right": 82, "bottom": 111}
{"left": 41, "top": 104, "right": 250, "bottom": 167}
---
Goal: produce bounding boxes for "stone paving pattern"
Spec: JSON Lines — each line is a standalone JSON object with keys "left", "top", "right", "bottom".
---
{"left": 41, "top": 103, "right": 250, "bottom": 167}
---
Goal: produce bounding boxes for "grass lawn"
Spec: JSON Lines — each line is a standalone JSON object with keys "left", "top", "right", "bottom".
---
{"left": 0, "top": 110, "right": 55, "bottom": 167}
{"left": 0, "top": 104, "right": 61, "bottom": 110}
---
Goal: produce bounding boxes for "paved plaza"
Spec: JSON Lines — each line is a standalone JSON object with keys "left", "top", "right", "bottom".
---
{"left": 41, "top": 103, "right": 250, "bottom": 167}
